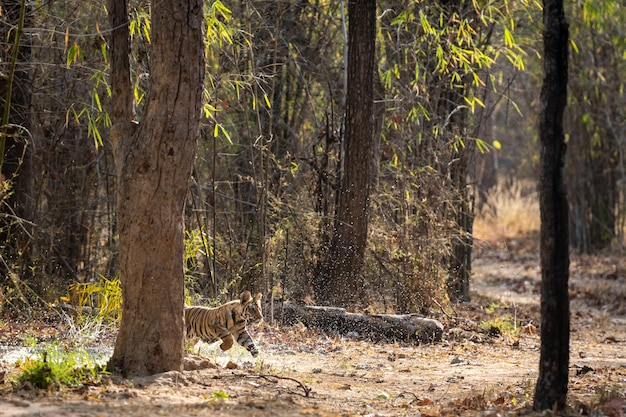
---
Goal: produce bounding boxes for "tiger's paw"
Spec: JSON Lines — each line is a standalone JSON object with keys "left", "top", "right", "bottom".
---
{"left": 220, "top": 336, "right": 234, "bottom": 351}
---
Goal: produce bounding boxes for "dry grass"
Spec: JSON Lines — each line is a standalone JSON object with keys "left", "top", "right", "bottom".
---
{"left": 473, "top": 181, "right": 540, "bottom": 244}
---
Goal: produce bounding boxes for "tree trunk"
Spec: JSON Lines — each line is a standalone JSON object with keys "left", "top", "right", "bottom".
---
{"left": 0, "top": 0, "right": 34, "bottom": 278}
{"left": 443, "top": 0, "right": 473, "bottom": 304}
{"left": 107, "top": 0, "right": 205, "bottom": 376}
{"left": 447, "top": 140, "right": 473, "bottom": 303}
{"left": 533, "top": 0, "right": 570, "bottom": 411}
{"left": 314, "top": 0, "right": 376, "bottom": 307}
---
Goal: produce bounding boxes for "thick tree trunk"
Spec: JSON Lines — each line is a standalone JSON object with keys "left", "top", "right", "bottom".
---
{"left": 533, "top": 0, "right": 570, "bottom": 411}
{"left": 314, "top": 0, "right": 376, "bottom": 307}
{"left": 107, "top": 0, "right": 205, "bottom": 376}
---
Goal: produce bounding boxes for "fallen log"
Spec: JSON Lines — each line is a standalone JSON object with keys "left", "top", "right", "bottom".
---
{"left": 276, "top": 302, "right": 444, "bottom": 344}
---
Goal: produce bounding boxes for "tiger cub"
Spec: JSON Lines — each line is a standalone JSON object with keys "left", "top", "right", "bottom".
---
{"left": 184, "top": 291, "right": 263, "bottom": 357}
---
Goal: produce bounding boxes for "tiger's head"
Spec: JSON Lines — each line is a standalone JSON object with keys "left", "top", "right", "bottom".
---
{"left": 239, "top": 291, "right": 264, "bottom": 326}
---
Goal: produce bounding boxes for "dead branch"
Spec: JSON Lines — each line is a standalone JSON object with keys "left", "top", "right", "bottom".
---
{"left": 274, "top": 301, "right": 444, "bottom": 344}
{"left": 248, "top": 374, "right": 312, "bottom": 397}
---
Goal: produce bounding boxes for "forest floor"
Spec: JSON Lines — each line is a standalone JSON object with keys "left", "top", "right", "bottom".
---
{"left": 1, "top": 235, "right": 625, "bottom": 416}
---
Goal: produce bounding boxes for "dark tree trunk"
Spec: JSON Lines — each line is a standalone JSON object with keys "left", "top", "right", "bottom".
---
{"left": 314, "top": 0, "right": 376, "bottom": 307}
{"left": 0, "top": 0, "right": 34, "bottom": 275}
{"left": 107, "top": 0, "right": 205, "bottom": 376}
{"left": 447, "top": 144, "right": 473, "bottom": 304}
{"left": 438, "top": 0, "right": 474, "bottom": 305}
{"left": 533, "top": 0, "right": 570, "bottom": 411}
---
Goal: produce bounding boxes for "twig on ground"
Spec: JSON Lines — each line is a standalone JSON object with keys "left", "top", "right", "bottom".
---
{"left": 398, "top": 391, "right": 421, "bottom": 404}
{"left": 249, "top": 374, "right": 312, "bottom": 397}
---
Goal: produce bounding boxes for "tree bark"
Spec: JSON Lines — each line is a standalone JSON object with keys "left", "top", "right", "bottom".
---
{"left": 278, "top": 302, "right": 443, "bottom": 344}
{"left": 0, "top": 0, "right": 34, "bottom": 275}
{"left": 107, "top": 0, "right": 205, "bottom": 376}
{"left": 533, "top": 0, "right": 570, "bottom": 411}
{"left": 442, "top": 0, "right": 473, "bottom": 304}
{"left": 447, "top": 142, "right": 473, "bottom": 304}
{"left": 314, "top": 0, "right": 376, "bottom": 307}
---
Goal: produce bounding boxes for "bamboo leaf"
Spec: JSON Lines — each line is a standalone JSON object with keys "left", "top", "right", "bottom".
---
{"left": 66, "top": 43, "right": 82, "bottom": 66}
{"left": 476, "top": 138, "right": 489, "bottom": 153}
{"left": 203, "top": 103, "right": 217, "bottom": 118}
{"left": 419, "top": 10, "right": 433, "bottom": 35}
{"left": 93, "top": 91, "right": 102, "bottom": 112}
{"left": 219, "top": 124, "right": 232, "bottom": 144}
{"left": 503, "top": 27, "right": 514, "bottom": 48}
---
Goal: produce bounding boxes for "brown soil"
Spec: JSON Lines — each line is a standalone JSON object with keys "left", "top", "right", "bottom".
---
{"left": 1, "top": 243, "right": 625, "bottom": 416}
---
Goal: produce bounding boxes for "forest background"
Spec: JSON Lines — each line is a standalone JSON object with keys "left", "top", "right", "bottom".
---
{"left": 0, "top": 0, "right": 625, "bottom": 316}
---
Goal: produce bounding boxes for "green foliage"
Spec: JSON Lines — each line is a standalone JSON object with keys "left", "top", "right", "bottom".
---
{"left": 13, "top": 345, "right": 105, "bottom": 390}
{"left": 66, "top": 42, "right": 84, "bottom": 66}
{"left": 211, "top": 390, "right": 229, "bottom": 399}
{"left": 480, "top": 302, "right": 520, "bottom": 337}
{"left": 129, "top": 7, "right": 151, "bottom": 42}
{"left": 66, "top": 275, "right": 122, "bottom": 324}
{"left": 185, "top": 229, "right": 208, "bottom": 270}
{"left": 380, "top": 0, "right": 528, "bottom": 132}
{"left": 60, "top": 16, "right": 112, "bottom": 148}
{"left": 376, "top": 392, "right": 392, "bottom": 400}
{"left": 205, "top": 1, "right": 233, "bottom": 47}
{"left": 202, "top": 0, "right": 251, "bottom": 145}
{"left": 69, "top": 69, "right": 112, "bottom": 148}
{"left": 484, "top": 301, "right": 507, "bottom": 314}
{"left": 22, "top": 334, "right": 38, "bottom": 349}
{"left": 480, "top": 315, "right": 519, "bottom": 337}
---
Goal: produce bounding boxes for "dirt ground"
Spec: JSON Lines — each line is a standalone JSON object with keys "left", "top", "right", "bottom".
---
{"left": 1, "top": 240, "right": 625, "bottom": 416}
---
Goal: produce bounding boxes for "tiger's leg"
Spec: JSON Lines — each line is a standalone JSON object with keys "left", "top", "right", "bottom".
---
{"left": 219, "top": 333, "right": 234, "bottom": 351}
{"left": 236, "top": 330, "right": 259, "bottom": 357}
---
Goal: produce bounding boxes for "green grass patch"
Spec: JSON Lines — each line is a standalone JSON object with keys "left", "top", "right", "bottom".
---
{"left": 211, "top": 390, "right": 229, "bottom": 399}
{"left": 13, "top": 344, "right": 107, "bottom": 390}
{"left": 480, "top": 314, "right": 519, "bottom": 337}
